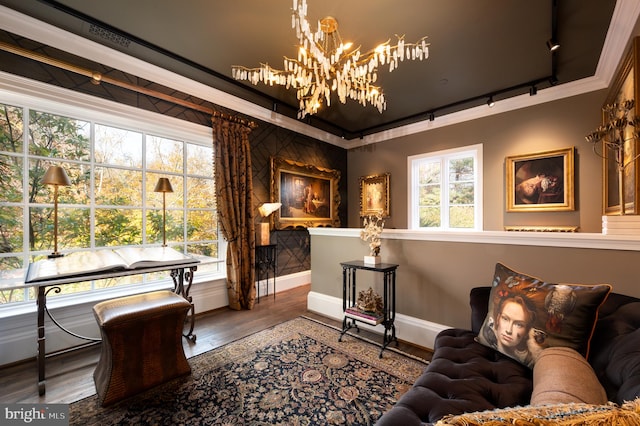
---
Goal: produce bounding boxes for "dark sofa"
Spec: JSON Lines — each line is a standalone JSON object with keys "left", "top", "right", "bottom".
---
{"left": 375, "top": 287, "right": 640, "bottom": 425}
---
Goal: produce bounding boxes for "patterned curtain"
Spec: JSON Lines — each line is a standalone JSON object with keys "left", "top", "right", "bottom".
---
{"left": 212, "top": 112, "right": 257, "bottom": 310}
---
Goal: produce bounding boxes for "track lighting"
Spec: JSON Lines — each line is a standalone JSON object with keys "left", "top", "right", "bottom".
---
{"left": 546, "top": 38, "right": 560, "bottom": 52}
{"left": 429, "top": 112, "right": 435, "bottom": 121}
{"left": 529, "top": 86, "right": 538, "bottom": 96}
{"left": 487, "top": 96, "right": 495, "bottom": 107}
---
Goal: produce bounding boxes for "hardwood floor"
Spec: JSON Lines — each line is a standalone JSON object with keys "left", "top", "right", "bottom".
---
{"left": 0, "top": 284, "right": 432, "bottom": 404}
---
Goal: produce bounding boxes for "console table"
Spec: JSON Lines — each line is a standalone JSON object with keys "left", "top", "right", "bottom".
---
{"left": 23, "top": 255, "right": 199, "bottom": 395}
{"left": 339, "top": 260, "right": 398, "bottom": 357}
{"left": 255, "top": 244, "right": 277, "bottom": 301}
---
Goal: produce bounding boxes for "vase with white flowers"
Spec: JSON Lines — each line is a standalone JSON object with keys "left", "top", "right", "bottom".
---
{"left": 360, "top": 213, "right": 385, "bottom": 264}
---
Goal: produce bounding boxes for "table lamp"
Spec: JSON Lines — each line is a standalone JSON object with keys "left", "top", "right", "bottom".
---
{"left": 42, "top": 165, "right": 71, "bottom": 258}
{"left": 257, "top": 202, "right": 281, "bottom": 245}
{"left": 154, "top": 177, "right": 173, "bottom": 247}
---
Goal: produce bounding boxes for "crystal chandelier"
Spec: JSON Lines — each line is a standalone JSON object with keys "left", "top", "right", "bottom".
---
{"left": 232, "top": 0, "right": 430, "bottom": 119}
{"left": 585, "top": 99, "right": 640, "bottom": 214}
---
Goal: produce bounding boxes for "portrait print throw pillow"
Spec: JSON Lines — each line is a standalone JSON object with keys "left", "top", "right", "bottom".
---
{"left": 475, "top": 263, "right": 611, "bottom": 368}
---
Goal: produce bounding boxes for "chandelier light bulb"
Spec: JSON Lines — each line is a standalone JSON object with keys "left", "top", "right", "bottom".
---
{"left": 232, "top": 0, "right": 430, "bottom": 119}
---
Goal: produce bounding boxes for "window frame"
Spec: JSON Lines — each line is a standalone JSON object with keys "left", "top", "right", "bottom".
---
{"left": 408, "top": 144, "right": 483, "bottom": 231}
{"left": 0, "top": 74, "right": 223, "bottom": 309}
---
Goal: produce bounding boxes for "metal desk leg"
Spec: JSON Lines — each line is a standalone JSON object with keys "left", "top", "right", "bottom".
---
{"left": 37, "top": 286, "right": 46, "bottom": 395}
{"left": 171, "top": 266, "right": 197, "bottom": 342}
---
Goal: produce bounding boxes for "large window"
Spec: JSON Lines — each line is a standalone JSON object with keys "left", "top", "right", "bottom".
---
{"left": 0, "top": 101, "right": 220, "bottom": 305}
{"left": 408, "top": 144, "right": 483, "bottom": 230}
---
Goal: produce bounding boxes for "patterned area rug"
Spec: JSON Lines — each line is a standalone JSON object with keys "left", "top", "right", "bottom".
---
{"left": 69, "top": 316, "right": 428, "bottom": 425}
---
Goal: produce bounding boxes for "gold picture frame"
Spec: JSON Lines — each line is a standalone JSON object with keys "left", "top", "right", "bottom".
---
{"left": 359, "top": 173, "right": 390, "bottom": 217}
{"left": 504, "top": 226, "right": 579, "bottom": 232}
{"left": 505, "top": 147, "right": 575, "bottom": 212}
{"left": 603, "top": 36, "right": 640, "bottom": 215}
{"left": 270, "top": 157, "right": 341, "bottom": 229}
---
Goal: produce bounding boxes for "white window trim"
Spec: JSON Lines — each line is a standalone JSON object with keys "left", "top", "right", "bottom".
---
{"left": 407, "top": 143, "right": 483, "bottom": 230}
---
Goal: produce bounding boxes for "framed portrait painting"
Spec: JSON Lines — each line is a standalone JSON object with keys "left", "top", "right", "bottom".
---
{"left": 602, "top": 36, "right": 640, "bottom": 215}
{"left": 270, "top": 157, "right": 341, "bottom": 229}
{"left": 505, "top": 147, "right": 575, "bottom": 212}
{"left": 359, "top": 173, "right": 390, "bottom": 217}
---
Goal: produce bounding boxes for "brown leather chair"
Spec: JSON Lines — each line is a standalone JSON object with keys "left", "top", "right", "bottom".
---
{"left": 92, "top": 290, "right": 192, "bottom": 406}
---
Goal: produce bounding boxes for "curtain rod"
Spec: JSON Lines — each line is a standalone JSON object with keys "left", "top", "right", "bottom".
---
{"left": 0, "top": 40, "right": 215, "bottom": 116}
{"left": 211, "top": 110, "right": 257, "bottom": 129}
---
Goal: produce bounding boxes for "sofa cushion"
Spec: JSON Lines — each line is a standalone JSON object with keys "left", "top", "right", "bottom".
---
{"left": 476, "top": 263, "right": 611, "bottom": 368}
{"left": 375, "top": 328, "right": 533, "bottom": 425}
{"left": 434, "top": 398, "right": 640, "bottom": 426}
{"left": 531, "top": 346, "right": 607, "bottom": 405}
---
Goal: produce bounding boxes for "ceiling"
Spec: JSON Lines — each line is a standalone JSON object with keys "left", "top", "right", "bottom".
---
{"left": 0, "top": 0, "right": 632, "bottom": 142}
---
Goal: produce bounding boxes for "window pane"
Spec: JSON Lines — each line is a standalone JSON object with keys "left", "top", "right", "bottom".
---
{"left": 449, "top": 205, "right": 475, "bottom": 228}
{"left": 449, "top": 182, "right": 474, "bottom": 205}
{"left": 419, "top": 185, "right": 440, "bottom": 206}
{"left": 29, "top": 111, "right": 90, "bottom": 161}
{"left": 0, "top": 155, "right": 23, "bottom": 203}
{"left": 95, "top": 167, "right": 143, "bottom": 206}
{"left": 188, "top": 242, "right": 218, "bottom": 259}
{"left": 166, "top": 210, "right": 184, "bottom": 243}
{"left": 29, "top": 207, "right": 90, "bottom": 252}
{"left": 187, "top": 144, "right": 213, "bottom": 177}
{"left": 0, "top": 104, "right": 24, "bottom": 154}
{"left": 187, "top": 177, "right": 215, "bottom": 208}
{"left": 187, "top": 210, "right": 217, "bottom": 241}
{"left": 1, "top": 281, "right": 27, "bottom": 303}
{"left": 419, "top": 161, "right": 440, "bottom": 184}
{"left": 146, "top": 135, "right": 183, "bottom": 173}
{"left": 95, "top": 208, "right": 143, "bottom": 246}
{"left": 0, "top": 207, "right": 22, "bottom": 254}
{"left": 419, "top": 206, "right": 440, "bottom": 227}
{"left": 146, "top": 209, "right": 184, "bottom": 245}
{"left": 449, "top": 157, "right": 474, "bottom": 182}
{"left": 95, "top": 124, "right": 142, "bottom": 168}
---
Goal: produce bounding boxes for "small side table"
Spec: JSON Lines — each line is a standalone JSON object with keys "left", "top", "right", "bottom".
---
{"left": 255, "top": 244, "right": 277, "bottom": 302}
{"left": 339, "top": 260, "right": 399, "bottom": 357}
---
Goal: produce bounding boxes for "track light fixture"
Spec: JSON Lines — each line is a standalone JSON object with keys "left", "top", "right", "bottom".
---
{"left": 546, "top": 38, "right": 560, "bottom": 52}
{"left": 428, "top": 112, "right": 435, "bottom": 121}
{"left": 529, "top": 86, "right": 538, "bottom": 96}
{"left": 487, "top": 96, "right": 495, "bottom": 107}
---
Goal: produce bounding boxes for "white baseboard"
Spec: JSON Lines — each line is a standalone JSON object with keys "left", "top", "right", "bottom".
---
{"left": 0, "top": 271, "right": 311, "bottom": 367}
{"left": 307, "top": 291, "right": 449, "bottom": 350}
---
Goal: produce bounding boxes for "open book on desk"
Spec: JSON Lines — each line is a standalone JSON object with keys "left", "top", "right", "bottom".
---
{"left": 25, "top": 246, "right": 198, "bottom": 283}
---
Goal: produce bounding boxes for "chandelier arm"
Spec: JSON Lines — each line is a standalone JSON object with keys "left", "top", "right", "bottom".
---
{"left": 232, "top": 0, "right": 429, "bottom": 117}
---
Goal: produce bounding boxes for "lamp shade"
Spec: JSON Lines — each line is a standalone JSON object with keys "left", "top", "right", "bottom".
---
{"left": 42, "top": 165, "right": 71, "bottom": 186}
{"left": 154, "top": 177, "right": 174, "bottom": 193}
{"left": 258, "top": 203, "right": 281, "bottom": 217}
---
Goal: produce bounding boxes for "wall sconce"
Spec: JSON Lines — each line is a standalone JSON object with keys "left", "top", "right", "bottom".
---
{"left": 42, "top": 165, "right": 71, "bottom": 258}
{"left": 154, "top": 177, "right": 174, "bottom": 247}
{"left": 256, "top": 203, "right": 281, "bottom": 246}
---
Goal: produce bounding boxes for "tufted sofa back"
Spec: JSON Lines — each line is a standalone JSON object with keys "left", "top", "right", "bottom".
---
{"left": 470, "top": 286, "right": 640, "bottom": 405}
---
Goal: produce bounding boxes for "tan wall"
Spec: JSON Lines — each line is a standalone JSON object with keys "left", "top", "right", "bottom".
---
{"left": 311, "top": 233, "right": 640, "bottom": 330}
{"left": 347, "top": 90, "right": 609, "bottom": 232}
